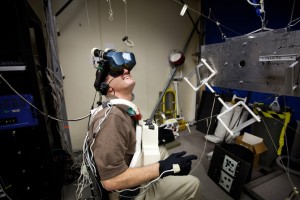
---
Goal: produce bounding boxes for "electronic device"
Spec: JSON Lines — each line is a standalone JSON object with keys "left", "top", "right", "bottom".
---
{"left": 0, "top": 94, "right": 38, "bottom": 131}
{"left": 91, "top": 48, "right": 136, "bottom": 73}
{"left": 129, "top": 121, "right": 160, "bottom": 167}
{"left": 91, "top": 48, "right": 136, "bottom": 95}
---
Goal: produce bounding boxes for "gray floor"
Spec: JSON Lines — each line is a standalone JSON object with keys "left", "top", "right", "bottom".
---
{"left": 168, "top": 126, "right": 253, "bottom": 200}
{"left": 62, "top": 125, "right": 300, "bottom": 200}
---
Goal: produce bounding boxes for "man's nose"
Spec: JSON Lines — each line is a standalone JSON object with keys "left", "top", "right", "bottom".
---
{"left": 123, "top": 69, "right": 130, "bottom": 74}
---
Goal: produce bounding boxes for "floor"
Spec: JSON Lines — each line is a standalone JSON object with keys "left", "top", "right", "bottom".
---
{"left": 62, "top": 125, "right": 300, "bottom": 200}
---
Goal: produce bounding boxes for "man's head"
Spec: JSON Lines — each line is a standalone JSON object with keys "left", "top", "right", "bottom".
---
{"left": 94, "top": 50, "right": 136, "bottom": 100}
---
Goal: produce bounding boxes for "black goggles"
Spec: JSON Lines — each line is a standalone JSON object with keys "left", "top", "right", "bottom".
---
{"left": 104, "top": 51, "right": 136, "bottom": 77}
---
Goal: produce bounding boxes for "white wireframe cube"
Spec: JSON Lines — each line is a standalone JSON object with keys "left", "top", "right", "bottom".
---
{"left": 184, "top": 58, "right": 216, "bottom": 92}
{"left": 217, "top": 101, "right": 261, "bottom": 136}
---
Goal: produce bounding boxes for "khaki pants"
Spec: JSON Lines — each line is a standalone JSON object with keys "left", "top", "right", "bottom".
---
{"left": 110, "top": 147, "right": 201, "bottom": 200}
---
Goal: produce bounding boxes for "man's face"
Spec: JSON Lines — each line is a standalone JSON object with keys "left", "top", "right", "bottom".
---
{"left": 106, "top": 69, "right": 135, "bottom": 94}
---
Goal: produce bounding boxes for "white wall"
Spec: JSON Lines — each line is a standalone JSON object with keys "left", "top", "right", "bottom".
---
{"left": 30, "top": 0, "right": 201, "bottom": 150}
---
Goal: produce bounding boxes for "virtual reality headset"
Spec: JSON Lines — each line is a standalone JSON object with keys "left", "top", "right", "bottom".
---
{"left": 93, "top": 48, "right": 136, "bottom": 77}
{"left": 92, "top": 48, "right": 136, "bottom": 93}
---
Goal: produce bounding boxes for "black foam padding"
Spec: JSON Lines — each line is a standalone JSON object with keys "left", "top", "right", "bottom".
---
{"left": 207, "top": 143, "right": 254, "bottom": 200}
{"left": 196, "top": 91, "right": 223, "bottom": 135}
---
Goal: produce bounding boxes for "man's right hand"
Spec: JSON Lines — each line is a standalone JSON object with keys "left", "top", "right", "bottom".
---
{"left": 158, "top": 151, "right": 197, "bottom": 178}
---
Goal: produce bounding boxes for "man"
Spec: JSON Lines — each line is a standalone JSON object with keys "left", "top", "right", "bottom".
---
{"left": 87, "top": 49, "right": 200, "bottom": 200}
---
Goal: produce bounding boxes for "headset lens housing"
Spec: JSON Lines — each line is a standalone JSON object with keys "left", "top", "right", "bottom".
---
{"left": 122, "top": 52, "right": 136, "bottom": 70}
{"left": 106, "top": 51, "right": 136, "bottom": 72}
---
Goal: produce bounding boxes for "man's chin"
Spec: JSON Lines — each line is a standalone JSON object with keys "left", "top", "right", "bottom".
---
{"left": 127, "top": 79, "right": 136, "bottom": 87}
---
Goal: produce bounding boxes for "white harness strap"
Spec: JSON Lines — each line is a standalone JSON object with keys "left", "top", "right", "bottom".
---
{"left": 109, "top": 99, "right": 140, "bottom": 116}
{"left": 90, "top": 99, "right": 139, "bottom": 125}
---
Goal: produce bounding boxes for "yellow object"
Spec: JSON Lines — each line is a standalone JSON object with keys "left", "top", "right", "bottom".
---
{"left": 162, "top": 88, "right": 176, "bottom": 123}
{"left": 177, "top": 118, "right": 186, "bottom": 131}
{"left": 254, "top": 105, "right": 291, "bottom": 156}
{"left": 277, "top": 112, "right": 291, "bottom": 155}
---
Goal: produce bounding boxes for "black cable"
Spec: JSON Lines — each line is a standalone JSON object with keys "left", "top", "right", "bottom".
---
{"left": 295, "top": 62, "right": 300, "bottom": 87}
{"left": 0, "top": 74, "right": 91, "bottom": 122}
{"left": 88, "top": 91, "right": 98, "bottom": 129}
{"left": 223, "top": 107, "right": 245, "bottom": 142}
{"left": 287, "top": 0, "right": 296, "bottom": 29}
{"left": 0, "top": 175, "right": 13, "bottom": 200}
{"left": 108, "top": 77, "right": 116, "bottom": 96}
{"left": 55, "top": 0, "right": 74, "bottom": 17}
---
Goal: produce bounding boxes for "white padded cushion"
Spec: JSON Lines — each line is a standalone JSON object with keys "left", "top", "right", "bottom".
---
{"left": 214, "top": 102, "right": 234, "bottom": 139}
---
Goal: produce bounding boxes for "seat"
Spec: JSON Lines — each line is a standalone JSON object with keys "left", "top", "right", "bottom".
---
{"left": 84, "top": 137, "right": 138, "bottom": 200}
{"left": 85, "top": 162, "right": 110, "bottom": 200}
{"left": 86, "top": 163, "right": 138, "bottom": 200}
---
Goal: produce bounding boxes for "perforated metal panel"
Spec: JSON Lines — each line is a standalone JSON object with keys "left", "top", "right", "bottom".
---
{"left": 201, "top": 29, "right": 300, "bottom": 97}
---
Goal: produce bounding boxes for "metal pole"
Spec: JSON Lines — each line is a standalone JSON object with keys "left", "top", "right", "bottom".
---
{"left": 147, "top": 14, "right": 202, "bottom": 124}
{"left": 147, "top": 66, "right": 178, "bottom": 124}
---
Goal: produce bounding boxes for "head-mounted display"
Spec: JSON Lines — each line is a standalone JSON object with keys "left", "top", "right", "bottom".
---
{"left": 92, "top": 48, "right": 136, "bottom": 93}
{"left": 104, "top": 51, "right": 136, "bottom": 73}
{"left": 93, "top": 48, "right": 136, "bottom": 77}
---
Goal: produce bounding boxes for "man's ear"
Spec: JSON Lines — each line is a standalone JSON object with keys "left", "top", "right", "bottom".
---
{"left": 107, "top": 86, "right": 114, "bottom": 93}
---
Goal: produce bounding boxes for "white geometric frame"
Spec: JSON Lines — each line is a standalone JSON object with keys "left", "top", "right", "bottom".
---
{"left": 184, "top": 58, "right": 261, "bottom": 135}
{"left": 184, "top": 58, "right": 217, "bottom": 91}
{"left": 217, "top": 101, "right": 261, "bottom": 135}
